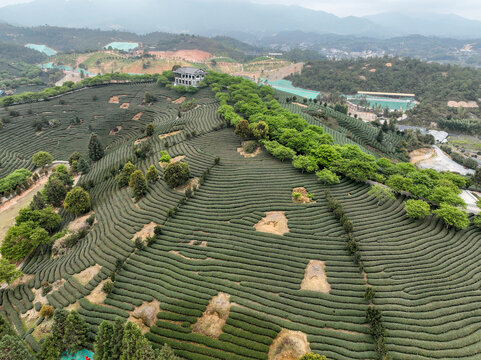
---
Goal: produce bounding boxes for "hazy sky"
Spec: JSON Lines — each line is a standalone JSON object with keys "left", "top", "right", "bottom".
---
{"left": 1, "top": 0, "right": 481, "bottom": 20}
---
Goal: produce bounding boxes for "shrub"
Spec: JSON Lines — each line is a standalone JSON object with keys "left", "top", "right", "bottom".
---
{"left": 145, "top": 123, "right": 154, "bottom": 136}
{"left": 163, "top": 162, "right": 190, "bottom": 188}
{"left": 160, "top": 151, "right": 171, "bottom": 163}
{"left": 134, "top": 237, "right": 144, "bottom": 250}
{"left": 40, "top": 305, "right": 54, "bottom": 319}
{"left": 154, "top": 226, "right": 162, "bottom": 236}
{"left": 364, "top": 287, "right": 375, "bottom": 301}
{"left": 86, "top": 214, "right": 95, "bottom": 226}
{"left": 167, "top": 208, "right": 176, "bottom": 217}
{"left": 292, "top": 192, "right": 302, "bottom": 200}
{"left": 102, "top": 281, "right": 114, "bottom": 294}
{"left": 243, "top": 140, "right": 258, "bottom": 154}
{"left": 146, "top": 165, "right": 159, "bottom": 183}
{"left": 117, "top": 162, "right": 136, "bottom": 188}
{"left": 433, "top": 204, "right": 470, "bottom": 229}
{"left": 41, "top": 282, "right": 52, "bottom": 297}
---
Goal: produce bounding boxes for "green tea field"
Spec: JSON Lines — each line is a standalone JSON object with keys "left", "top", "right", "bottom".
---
{"left": 0, "top": 79, "right": 480, "bottom": 360}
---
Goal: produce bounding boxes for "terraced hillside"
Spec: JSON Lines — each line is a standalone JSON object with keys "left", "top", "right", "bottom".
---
{"left": 1, "top": 81, "right": 481, "bottom": 360}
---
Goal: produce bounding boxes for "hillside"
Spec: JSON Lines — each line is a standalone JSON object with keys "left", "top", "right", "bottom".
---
{"left": 287, "top": 57, "right": 481, "bottom": 128}
{"left": 0, "top": 23, "right": 260, "bottom": 61}
{"left": 0, "top": 73, "right": 480, "bottom": 359}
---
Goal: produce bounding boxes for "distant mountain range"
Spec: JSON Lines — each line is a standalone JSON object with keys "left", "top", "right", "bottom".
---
{"left": 2, "top": 0, "right": 481, "bottom": 39}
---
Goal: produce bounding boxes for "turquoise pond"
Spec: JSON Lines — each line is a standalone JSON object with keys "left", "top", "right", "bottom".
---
{"left": 60, "top": 349, "right": 93, "bottom": 360}
{"left": 261, "top": 79, "right": 320, "bottom": 99}
{"left": 346, "top": 94, "right": 416, "bottom": 111}
{"left": 104, "top": 42, "right": 139, "bottom": 51}
{"left": 39, "top": 63, "right": 98, "bottom": 76}
{"left": 25, "top": 44, "right": 57, "bottom": 56}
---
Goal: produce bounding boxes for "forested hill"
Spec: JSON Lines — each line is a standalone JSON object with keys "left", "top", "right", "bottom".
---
{"left": 287, "top": 57, "right": 481, "bottom": 102}
{"left": 0, "top": 43, "right": 47, "bottom": 64}
{"left": 0, "top": 23, "right": 260, "bottom": 61}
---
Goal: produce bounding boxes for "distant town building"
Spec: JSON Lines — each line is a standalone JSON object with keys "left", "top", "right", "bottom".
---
{"left": 173, "top": 67, "right": 206, "bottom": 87}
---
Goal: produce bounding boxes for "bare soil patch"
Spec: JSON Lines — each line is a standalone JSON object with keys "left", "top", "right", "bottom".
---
{"left": 134, "top": 137, "right": 149, "bottom": 145}
{"left": 109, "top": 125, "right": 122, "bottom": 135}
{"left": 93, "top": 115, "right": 104, "bottom": 119}
{"left": 159, "top": 155, "right": 185, "bottom": 168}
{"left": 293, "top": 102, "right": 308, "bottom": 108}
{"left": 109, "top": 95, "right": 126, "bottom": 104}
{"left": 237, "top": 143, "right": 261, "bottom": 158}
{"left": 292, "top": 187, "right": 315, "bottom": 204}
{"left": 128, "top": 299, "right": 161, "bottom": 334}
{"left": 169, "top": 250, "right": 210, "bottom": 261}
{"left": 132, "top": 222, "right": 157, "bottom": 244}
{"left": 73, "top": 264, "right": 101, "bottom": 286}
{"left": 369, "top": 68, "right": 376, "bottom": 73}
{"left": 120, "top": 102, "right": 130, "bottom": 109}
{"left": 385, "top": 62, "right": 392, "bottom": 67}
{"left": 159, "top": 130, "right": 183, "bottom": 140}
{"left": 193, "top": 293, "right": 231, "bottom": 338}
{"left": 8, "top": 274, "right": 34, "bottom": 289}
{"left": 172, "top": 96, "right": 186, "bottom": 104}
{"left": 21, "top": 307, "right": 40, "bottom": 330}
{"left": 132, "top": 112, "right": 143, "bottom": 121}
{"left": 85, "top": 279, "right": 109, "bottom": 305}
{"left": 301, "top": 260, "right": 330, "bottom": 293}
{"left": 174, "top": 177, "right": 199, "bottom": 193}
{"left": 268, "top": 329, "right": 310, "bottom": 360}
{"left": 150, "top": 49, "right": 213, "bottom": 62}
{"left": 32, "top": 318, "right": 53, "bottom": 340}
{"left": 359, "top": 75, "right": 367, "bottom": 81}
{"left": 65, "top": 301, "right": 80, "bottom": 312}
{"left": 254, "top": 211, "right": 289, "bottom": 236}
{"left": 67, "top": 211, "right": 94, "bottom": 232}
{"left": 410, "top": 148, "right": 436, "bottom": 164}
{"left": 447, "top": 100, "right": 478, "bottom": 108}
{"left": 189, "top": 240, "right": 207, "bottom": 247}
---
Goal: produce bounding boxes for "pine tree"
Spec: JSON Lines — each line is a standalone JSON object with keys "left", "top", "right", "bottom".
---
{"left": 0, "top": 335, "right": 35, "bottom": 360}
{"left": 63, "top": 311, "right": 89, "bottom": 355}
{"left": 52, "top": 309, "right": 68, "bottom": 344}
{"left": 0, "top": 315, "right": 15, "bottom": 339}
{"left": 111, "top": 318, "right": 125, "bottom": 360}
{"left": 154, "top": 344, "right": 180, "bottom": 360}
{"left": 119, "top": 322, "right": 153, "bottom": 360}
{"left": 30, "top": 192, "right": 46, "bottom": 210}
{"left": 473, "top": 167, "right": 481, "bottom": 188}
{"left": 381, "top": 120, "right": 389, "bottom": 132}
{"left": 376, "top": 129, "right": 384, "bottom": 143}
{"left": 95, "top": 321, "right": 114, "bottom": 360}
{"left": 88, "top": 133, "right": 104, "bottom": 162}
{"left": 129, "top": 170, "right": 147, "bottom": 201}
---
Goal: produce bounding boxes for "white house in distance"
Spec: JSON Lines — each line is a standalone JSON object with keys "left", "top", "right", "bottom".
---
{"left": 173, "top": 67, "right": 206, "bottom": 87}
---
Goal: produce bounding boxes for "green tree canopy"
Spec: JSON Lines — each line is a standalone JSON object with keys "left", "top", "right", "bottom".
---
{"left": 0, "top": 335, "right": 35, "bottom": 360}
{"left": 129, "top": 170, "right": 147, "bottom": 201}
{"left": 88, "top": 133, "right": 104, "bottom": 162}
{"left": 292, "top": 155, "right": 318, "bottom": 173}
{"left": 368, "top": 185, "right": 395, "bottom": 205}
{"left": 64, "top": 187, "right": 91, "bottom": 215}
{"left": 117, "top": 161, "right": 137, "bottom": 188}
{"left": 0, "top": 259, "right": 21, "bottom": 284}
{"left": 32, "top": 151, "right": 53, "bottom": 168}
{"left": 146, "top": 165, "right": 159, "bottom": 183}
{"left": 1, "top": 222, "right": 50, "bottom": 261}
{"left": 316, "top": 169, "right": 340, "bottom": 185}
{"left": 163, "top": 162, "right": 191, "bottom": 188}
{"left": 433, "top": 204, "right": 470, "bottom": 229}
{"left": 404, "top": 199, "right": 431, "bottom": 219}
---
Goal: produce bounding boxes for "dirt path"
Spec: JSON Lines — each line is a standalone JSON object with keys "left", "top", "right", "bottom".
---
{"left": 0, "top": 177, "right": 48, "bottom": 242}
